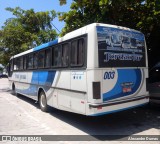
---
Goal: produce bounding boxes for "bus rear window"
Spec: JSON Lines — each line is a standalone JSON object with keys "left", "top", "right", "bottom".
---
{"left": 97, "top": 26, "right": 146, "bottom": 67}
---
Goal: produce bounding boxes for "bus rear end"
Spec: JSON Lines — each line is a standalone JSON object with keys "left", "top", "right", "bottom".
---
{"left": 86, "top": 24, "right": 149, "bottom": 116}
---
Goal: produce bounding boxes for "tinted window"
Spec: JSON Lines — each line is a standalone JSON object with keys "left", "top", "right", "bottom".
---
{"left": 71, "top": 39, "right": 84, "bottom": 66}
{"left": 38, "top": 51, "right": 45, "bottom": 68}
{"left": 52, "top": 46, "right": 62, "bottom": 67}
{"left": 10, "top": 59, "right": 13, "bottom": 71}
{"left": 33, "top": 53, "right": 38, "bottom": 69}
{"left": 45, "top": 49, "right": 51, "bottom": 68}
{"left": 8, "top": 59, "right": 13, "bottom": 76}
{"left": 19, "top": 57, "right": 23, "bottom": 70}
{"left": 27, "top": 54, "right": 33, "bottom": 69}
{"left": 14, "top": 58, "right": 20, "bottom": 70}
{"left": 62, "top": 44, "right": 69, "bottom": 67}
{"left": 23, "top": 56, "right": 27, "bottom": 70}
{"left": 71, "top": 41, "right": 77, "bottom": 65}
{"left": 78, "top": 39, "right": 84, "bottom": 65}
{"left": 97, "top": 26, "right": 146, "bottom": 68}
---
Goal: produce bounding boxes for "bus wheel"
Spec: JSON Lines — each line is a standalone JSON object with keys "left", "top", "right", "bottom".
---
{"left": 39, "top": 91, "right": 48, "bottom": 112}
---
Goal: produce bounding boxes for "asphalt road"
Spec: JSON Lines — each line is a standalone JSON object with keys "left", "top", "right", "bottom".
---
{"left": 0, "top": 78, "right": 159, "bottom": 144}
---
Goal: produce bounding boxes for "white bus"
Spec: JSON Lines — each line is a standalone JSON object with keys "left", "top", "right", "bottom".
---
{"left": 8, "top": 23, "right": 149, "bottom": 116}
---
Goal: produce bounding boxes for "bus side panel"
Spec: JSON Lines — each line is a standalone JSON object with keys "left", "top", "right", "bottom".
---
{"left": 37, "top": 71, "right": 56, "bottom": 104}
{"left": 17, "top": 71, "right": 56, "bottom": 101}
{"left": 53, "top": 71, "right": 87, "bottom": 114}
{"left": 20, "top": 72, "right": 33, "bottom": 98}
{"left": 12, "top": 72, "right": 20, "bottom": 92}
{"left": 11, "top": 72, "right": 27, "bottom": 96}
{"left": 70, "top": 71, "right": 87, "bottom": 92}
{"left": 86, "top": 70, "right": 103, "bottom": 103}
{"left": 18, "top": 72, "right": 28, "bottom": 96}
{"left": 134, "top": 68, "right": 148, "bottom": 96}
{"left": 52, "top": 71, "right": 70, "bottom": 109}
{"left": 70, "top": 70, "right": 87, "bottom": 114}
{"left": 45, "top": 88, "right": 58, "bottom": 108}
{"left": 70, "top": 92, "right": 86, "bottom": 114}
{"left": 13, "top": 71, "right": 37, "bottom": 99}
{"left": 58, "top": 90, "right": 86, "bottom": 114}
{"left": 53, "top": 71, "right": 70, "bottom": 89}
{"left": 102, "top": 68, "right": 148, "bottom": 101}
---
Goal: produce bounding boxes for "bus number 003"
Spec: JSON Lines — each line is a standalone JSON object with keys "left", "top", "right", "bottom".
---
{"left": 104, "top": 71, "right": 115, "bottom": 79}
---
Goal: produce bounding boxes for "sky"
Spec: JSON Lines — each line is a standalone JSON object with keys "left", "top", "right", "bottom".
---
{"left": 0, "top": 0, "right": 72, "bottom": 33}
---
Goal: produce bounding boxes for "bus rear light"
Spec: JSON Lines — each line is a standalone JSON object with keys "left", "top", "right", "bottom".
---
{"left": 92, "top": 82, "right": 101, "bottom": 99}
{"left": 97, "top": 106, "right": 102, "bottom": 110}
{"left": 81, "top": 101, "right": 84, "bottom": 104}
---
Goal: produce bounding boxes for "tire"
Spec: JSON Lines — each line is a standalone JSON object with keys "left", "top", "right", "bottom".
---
{"left": 39, "top": 91, "right": 48, "bottom": 112}
{"left": 12, "top": 84, "right": 17, "bottom": 96}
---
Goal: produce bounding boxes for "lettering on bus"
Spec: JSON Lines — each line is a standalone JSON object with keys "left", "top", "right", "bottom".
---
{"left": 104, "top": 71, "right": 115, "bottom": 79}
{"left": 15, "top": 74, "right": 26, "bottom": 79}
{"left": 104, "top": 52, "right": 143, "bottom": 62}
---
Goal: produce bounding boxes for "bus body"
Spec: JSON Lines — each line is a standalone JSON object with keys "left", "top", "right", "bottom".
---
{"left": 8, "top": 23, "right": 149, "bottom": 116}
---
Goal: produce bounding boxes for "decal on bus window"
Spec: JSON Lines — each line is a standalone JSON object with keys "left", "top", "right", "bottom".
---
{"left": 97, "top": 26, "right": 146, "bottom": 67}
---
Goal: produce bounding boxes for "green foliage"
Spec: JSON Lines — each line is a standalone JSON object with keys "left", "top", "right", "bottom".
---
{"left": 0, "top": 67, "right": 3, "bottom": 73}
{"left": 136, "top": 0, "right": 160, "bottom": 67}
{"left": 59, "top": 0, "right": 67, "bottom": 5}
{"left": 0, "top": 7, "right": 57, "bottom": 66}
{"left": 59, "top": 0, "right": 160, "bottom": 67}
{"left": 58, "top": 0, "right": 144, "bottom": 35}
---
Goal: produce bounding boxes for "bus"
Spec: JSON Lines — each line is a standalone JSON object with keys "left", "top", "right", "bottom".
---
{"left": 8, "top": 23, "right": 149, "bottom": 116}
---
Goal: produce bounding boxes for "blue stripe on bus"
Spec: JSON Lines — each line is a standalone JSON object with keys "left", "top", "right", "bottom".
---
{"left": 89, "top": 103, "right": 148, "bottom": 116}
{"left": 33, "top": 39, "right": 58, "bottom": 51}
{"left": 103, "top": 69, "right": 142, "bottom": 101}
{"left": 19, "top": 71, "right": 56, "bottom": 96}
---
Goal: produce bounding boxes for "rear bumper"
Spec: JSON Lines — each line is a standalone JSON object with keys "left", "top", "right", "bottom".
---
{"left": 87, "top": 95, "right": 149, "bottom": 116}
{"left": 89, "top": 95, "right": 149, "bottom": 108}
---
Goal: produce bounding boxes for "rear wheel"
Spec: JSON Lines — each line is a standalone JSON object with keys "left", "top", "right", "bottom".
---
{"left": 12, "top": 84, "right": 16, "bottom": 95}
{"left": 39, "top": 91, "right": 48, "bottom": 112}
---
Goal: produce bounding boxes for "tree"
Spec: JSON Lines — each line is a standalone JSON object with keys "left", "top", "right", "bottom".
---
{"left": 136, "top": 0, "right": 160, "bottom": 67}
{"left": 59, "top": 0, "right": 160, "bottom": 68}
{"left": 58, "top": 0, "right": 143, "bottom": 35}
{"left": 0, "top": 65, "right": 3, "bottom": 73}
{"left": 0, "top": 7, "right": 58, "bottom": 66}
{"left": 59, "top": 0, "right": 67, "bottom": 5}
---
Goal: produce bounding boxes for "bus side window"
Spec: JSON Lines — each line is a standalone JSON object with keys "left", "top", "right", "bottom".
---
{"left": 52, "top": 46, "right": 62, "bottom": 67}
{"left": 33, "top": 53, "right": 38, "bottom": 69}
{"left": 62, "top": 43, "right": 69, "bottom": 67}
{"left": 14, "top": 58, "right": 20, "bottom": 70}
{"left": 19, "top": 57, "right": 23, "bottom": 70}
{"left": 8, "top": 59, "right": 13, "bottom": 76}
{"left": 27, "top": 54, "right": 33, "bottom": 69}
{"left": 78, "top": 39, "right": 84, "bottom": 66}
{"left": 23, "top": 56, "right": 27, "bottom": 70}
{"left": 38, "top": 51, "right": 45, "bottom": 68}
{"left": 45, "top": 49, "right": 51, "bottom": 68}
{"left": 10, "top": 59, "right": 13, "bottom": 71}
{"left": 71, "top": 38, "right": 84, "bottom": 67}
